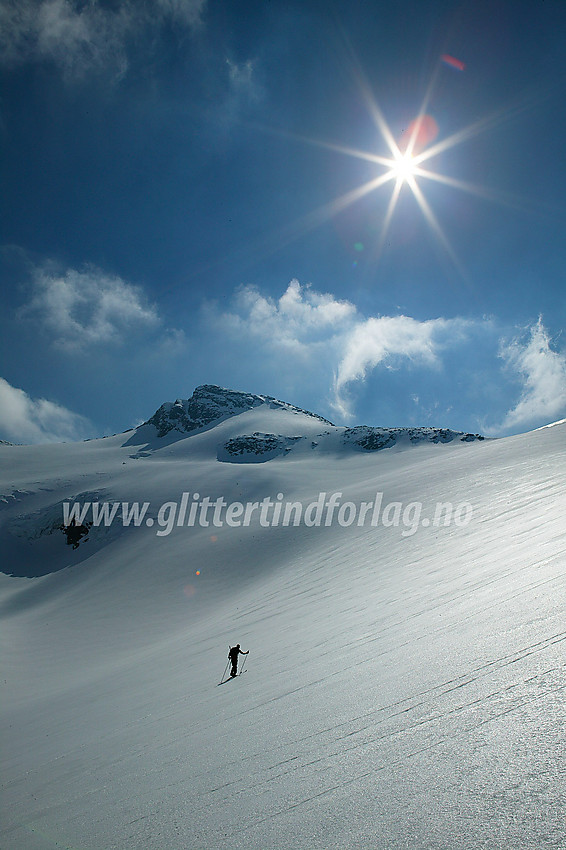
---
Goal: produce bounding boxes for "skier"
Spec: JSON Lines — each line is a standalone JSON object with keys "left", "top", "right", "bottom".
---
{"left": 228, "top": 644, "right": 249, "bottom": 678}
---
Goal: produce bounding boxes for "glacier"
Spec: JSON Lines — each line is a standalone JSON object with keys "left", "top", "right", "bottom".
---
{"left": 1, "top": 386, "right": 565, "bottom": 849}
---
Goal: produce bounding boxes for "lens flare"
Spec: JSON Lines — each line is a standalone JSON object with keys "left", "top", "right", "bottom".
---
{"left": 441, "top": 54, "right": 465, "bottom": 72}
{"left": 400, "top": 115, "right": 439, "bottom": 154}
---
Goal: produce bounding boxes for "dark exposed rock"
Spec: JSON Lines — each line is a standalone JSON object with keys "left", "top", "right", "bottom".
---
{"left": 144, "top": 384, "right": 333, "bottom": 438}
{"left": 344, "top": 426, "right": 484, "bottom": 452}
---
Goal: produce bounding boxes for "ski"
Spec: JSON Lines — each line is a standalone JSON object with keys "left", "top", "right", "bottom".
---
{"left": 217, "top": 670, "right": 247, "bottom": 686}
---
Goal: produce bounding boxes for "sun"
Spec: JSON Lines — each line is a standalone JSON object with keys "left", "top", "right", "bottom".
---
{"left": 288, "top": 95, "right": 495, "bottom": 272}
{"left": 252, "top": 54, "right": 526, "bottom": 275}
{"left": 390, "top": 150, "right": 418, "bottom": 184}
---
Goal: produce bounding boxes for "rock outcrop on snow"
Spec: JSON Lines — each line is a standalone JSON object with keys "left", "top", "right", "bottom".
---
{"left": 343, "top": 425, "right": 484, "bottom": 452}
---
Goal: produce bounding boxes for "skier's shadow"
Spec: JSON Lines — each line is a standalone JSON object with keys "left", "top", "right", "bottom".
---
{"left": 217, "top": 671, "right": 247, "bottom": 686}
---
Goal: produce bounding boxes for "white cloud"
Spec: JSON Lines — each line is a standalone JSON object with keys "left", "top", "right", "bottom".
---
{"left": 0, "top": 377, "right": 93, "bottom": 444}
{"left": 223, "top": 280, "right": 356, "bottom": 352}
{"left": 332, "top": 314, "right": 475, "bottom": 419}
{"left": 0, "top": 0, "right": 206, "bottom": 76}
{"left": 336, "top": 316, "right": 442, "bottom": 384}
{"left": 215, "top": 280, "right": 475, "bottom": 419}
{"left": 497, "top": 318, "right": 566, "bottom": 432}
{"left": 21, "top": 265, "right": 161, "bottom": 350}
{"left": 210, "top": 282, "right": 564, "bottom": 431}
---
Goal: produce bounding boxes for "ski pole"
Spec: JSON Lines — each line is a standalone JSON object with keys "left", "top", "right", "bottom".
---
{"left": 240, "top": 653, "right": 248, "bottom": 675}
{"left": 220, "top": 657, "right": 230, "bottom": 683}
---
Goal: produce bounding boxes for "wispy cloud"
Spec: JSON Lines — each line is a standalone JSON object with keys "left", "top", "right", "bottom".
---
{"left": 214, "top": 280, "right": 479, "bottom": 419}
{"left": 0, "top": 377, "right": 93, "bottom": 444}
{"left": 497, "top": 318, "right": 566, "bottom": 432}
{"left": 0, "top": 0, "right": 206, "bottom": 77}
{"left": 226, "top": 58, "right": 255, "bottom": 93}
{"left": 333, "top": 314, "right": 473, "bottom": 418}
{"left": 155, "top": 0, "right": 206, "bottom": 27}
{"left": 20, "top": 264, "right": 161, "bottom": 350}
{"left": 212, "top": 56, "right": 265, "bottom": 132}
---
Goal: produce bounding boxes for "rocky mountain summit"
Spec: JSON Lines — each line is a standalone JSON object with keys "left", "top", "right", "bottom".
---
{"left": 143, "top": 384, "right": 333, "bottom": 437}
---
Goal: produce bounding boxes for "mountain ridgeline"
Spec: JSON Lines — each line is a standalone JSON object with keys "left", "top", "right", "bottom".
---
{"left": 137, "top": 384, "right": 484, "bottom": 461}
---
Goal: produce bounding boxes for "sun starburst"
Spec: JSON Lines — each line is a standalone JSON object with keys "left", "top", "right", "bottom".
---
{"left": 238, "top": 53, "right": 543, "bottom": 282}
{"left": 390, "top": 150, "right": 418, "bottom": 183}
{"left": 266, "top": 58, "right": 538, "bottom": 277}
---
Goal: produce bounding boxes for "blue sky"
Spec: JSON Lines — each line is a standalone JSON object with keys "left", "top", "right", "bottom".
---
{"left": 1, "top": 0, "right": 565, "bottom": 443}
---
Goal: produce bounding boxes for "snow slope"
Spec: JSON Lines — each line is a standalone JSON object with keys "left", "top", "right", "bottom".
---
{"left": 1, "top": 387, "right": 565, "bottom": 849}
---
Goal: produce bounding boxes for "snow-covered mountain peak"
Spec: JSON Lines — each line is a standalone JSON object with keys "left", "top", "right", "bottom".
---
{"left": 143, "top": 384, "right": 333, "bottom": 438}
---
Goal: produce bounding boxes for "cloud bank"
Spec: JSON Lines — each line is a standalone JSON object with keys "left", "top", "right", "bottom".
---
{"left": 10, "top": 274, "right": 565, "bottom": 441}
{"left": 214, "top": 280, "right": 565, "bottom": 432}
{"left": 217, "top": 280, "right": 474, "bottom": 419}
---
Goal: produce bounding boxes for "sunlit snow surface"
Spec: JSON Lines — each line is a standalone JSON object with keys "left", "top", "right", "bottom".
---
{"left": 1, "top": 401, "right": 565, "bottom": 849}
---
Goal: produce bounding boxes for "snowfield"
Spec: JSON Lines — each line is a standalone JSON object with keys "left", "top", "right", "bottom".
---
{"left": 1, "top": 387, "right": 565, "bottom": 849}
